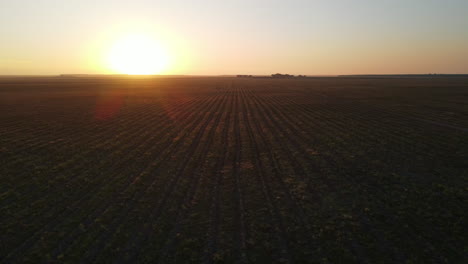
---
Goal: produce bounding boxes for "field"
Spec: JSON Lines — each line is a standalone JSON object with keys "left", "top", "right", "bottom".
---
{"left": 0, "top": 76, "right": 466, "bottom": 263}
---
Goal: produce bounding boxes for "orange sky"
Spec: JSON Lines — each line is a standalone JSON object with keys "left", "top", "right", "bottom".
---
{"left": 1, "top": 0, "right": 467, "bottom": 75}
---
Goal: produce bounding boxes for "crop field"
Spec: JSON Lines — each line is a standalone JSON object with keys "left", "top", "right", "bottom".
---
{"left": 0, "top": 76, "right": 466, "bottom": 263}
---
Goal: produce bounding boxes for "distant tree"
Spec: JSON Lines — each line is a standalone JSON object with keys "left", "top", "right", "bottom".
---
{"left": 272, "top": 73, "right": 294, "bottom": 78}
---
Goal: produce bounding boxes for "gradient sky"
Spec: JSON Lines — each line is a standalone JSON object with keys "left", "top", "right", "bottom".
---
{"left": 1, "top": 0, "right": 467, "bottom": 75}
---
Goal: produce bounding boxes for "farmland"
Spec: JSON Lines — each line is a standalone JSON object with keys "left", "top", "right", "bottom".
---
{"left": 0, "top": 76, "right": 466, "bottom": 263}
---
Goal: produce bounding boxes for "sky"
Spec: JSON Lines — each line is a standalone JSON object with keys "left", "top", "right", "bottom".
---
{"left": 1, "top": 0, "right": 467, "bottom": 75}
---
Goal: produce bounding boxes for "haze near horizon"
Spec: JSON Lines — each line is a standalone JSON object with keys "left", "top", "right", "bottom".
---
{"left": 1, "top": 0, "right": 467, "bottom": 75}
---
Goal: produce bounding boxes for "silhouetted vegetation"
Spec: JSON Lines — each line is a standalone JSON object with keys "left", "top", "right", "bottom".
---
{"left": 272, "top": 73, "right": 294, "bottom": 78}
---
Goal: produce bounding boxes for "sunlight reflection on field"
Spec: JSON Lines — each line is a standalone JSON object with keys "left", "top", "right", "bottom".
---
{"left": 159, "top": 92, "right": 192, "bottom": 122}
{"left": 94, "top": 92, "right": 125, "bottom": 120}
{"left": 93, "top": 84, "right": 193, "bottom": 122}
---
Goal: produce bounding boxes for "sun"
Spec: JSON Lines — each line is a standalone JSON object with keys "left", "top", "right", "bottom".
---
{"left": 107, "top": 34, "right": 170, "bottom": 75}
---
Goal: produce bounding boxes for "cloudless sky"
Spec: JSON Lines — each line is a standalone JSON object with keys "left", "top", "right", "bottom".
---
{"left": 1, "top": 0, "right": 467, "bottom": 75}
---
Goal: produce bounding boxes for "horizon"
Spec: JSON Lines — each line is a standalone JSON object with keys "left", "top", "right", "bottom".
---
{"left": 1, "top": 1, "right": 467, "bottom": 262}
{"left": 1, "top": 73, "right": 468, "bottom": 78}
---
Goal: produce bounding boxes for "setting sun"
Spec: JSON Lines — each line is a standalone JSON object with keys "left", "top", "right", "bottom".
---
{"left": 107, "top": 34, "right": 170, "bottom": 75}
{"left": 2, "top": 1, "right": 468, "bottom": 263}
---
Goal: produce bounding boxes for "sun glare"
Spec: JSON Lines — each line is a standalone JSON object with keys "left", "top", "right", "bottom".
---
{"left": 107, "top": 34, "right": 170, "bottom": 75}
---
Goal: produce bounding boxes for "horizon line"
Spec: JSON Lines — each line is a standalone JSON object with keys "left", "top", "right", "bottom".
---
{"left": 1, "top": 73, "right": 468, "bottom": 77}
